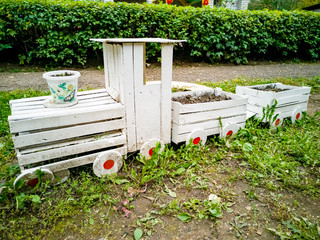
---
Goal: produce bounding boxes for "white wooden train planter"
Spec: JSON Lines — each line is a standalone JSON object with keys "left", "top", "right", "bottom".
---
{"left": 7, "top": 38, "right": 248, "bottom": 188}
{"left": 236, "top": 83, "right": 311, "bottom": 127}
{"left": 171, "top": 88, "right": 248, "bottom": 145}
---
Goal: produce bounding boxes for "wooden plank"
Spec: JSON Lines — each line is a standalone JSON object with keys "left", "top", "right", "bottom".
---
{"left": 247, "top": 102, "right": 308, "bottom": 116}
{"left": 11, "top": 97, "right": 115, "bottom": 115}
{"left": 9, "top": 101, "right": 123, "bottom": 121}
{"left": 172, "top": 115, "right": 246, "bottom": 135}
{"left": 172, "top": 105, "right": 247, "bottom": 125}
{"left": 18, "top": 134, "right": 126, "bottom": 165}
{"left": 246, "top": 110, "right": 257, "bottom": 119}
{"left": 13, "top": 118, "right": 125, "bottom": 148}
{"left": 122, "top": 43, "right": 137, "bottom": 152}
{"left": 107, "top": 44, "right": 115, "bottom": 89}
{"left": 161, "top": 44, "right": 173, "bottom": 144}
{"left": 21, "top": 146, "right": 127, "bottom": 173}
{"left": 20, "top": 131, "right": 124, "bottom": 154}
{"left": 9, "top": 89, "right": 108, "bottom": 105}
{"left": 274, "top": 94, "right": 309, "bottom": 107}
{"left": 237, "top": 84, "right": 311, "bottom": 101}
{"left": 236, "top": 86, "right": 273, "bottom": 102}
{"left": 113, "top": 44, "right": 121, "bottom": 94}
{"left": 273, "top": 87, "right": 311, "bottom": 99}
{"left": 172, "top": 97, "right": 248, "bottom": 114}
{"left": 172, "top": 122, "right": 246, "bottom": 144}
{"left": 106, "top": 87, "right": 120, "bottom": 102}
{"left": 10, "top": 92, "right": 112, "bottom": 110}
{"left": 103, "top": 42, "right": 110, "bottom": 88}
{"left": 12, "top": 96, "right": 113, "bottom": 111}
{"left": 91, "top": 38, "right": 186, "bottom": 44}
{"left": 116, "top": 44, "right": 125, "bottom": 104}
{"left": 134, "top": 43, "right": 161, "bottom": 148}
{"left": 9, "top": 104, "right": 125, "bottom": 133}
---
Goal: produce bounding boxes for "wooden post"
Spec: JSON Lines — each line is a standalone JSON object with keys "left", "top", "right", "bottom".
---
{"left": 161, "top": 44, "right": 173, "bottom": 144}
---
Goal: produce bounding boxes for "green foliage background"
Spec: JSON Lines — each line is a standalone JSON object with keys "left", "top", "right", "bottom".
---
{"left": 1, "top": 0, "right": 320, "bottom": 65}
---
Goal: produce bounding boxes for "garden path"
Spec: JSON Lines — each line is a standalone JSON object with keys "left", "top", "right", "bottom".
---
{"left": 1, "top": 62, "right": 319, "bottom": 91}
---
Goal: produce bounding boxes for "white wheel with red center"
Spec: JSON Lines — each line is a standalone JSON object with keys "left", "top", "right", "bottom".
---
{"left": 291, "top": 108, "right": 303, "bottom": 124}
{"left": 93, "top": 151, "right": 123, "bottom": 177}
{"left": 140, "top": 138, "right": 165, "bottom": 159}
{"left": 220, "top": 124, "right": 239, "bottom": 138}
{"left": 271, "top": 114, "right": 283, "bottom": 127}
{"left": 13, "top": 169, "right": 54, "bottom": 190}
{"left": 52, "top": 169, "right": 70, "bottom": 185}
{"left": 186, "top": 129, "right": 207, "bottom": 146}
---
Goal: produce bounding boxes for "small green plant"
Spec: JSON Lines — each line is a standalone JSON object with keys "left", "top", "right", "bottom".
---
{"left": 261, "top": 100, "right": 278, "bottom": 126}
{"left": 230, "top": 214, "right": 248, "bottom": 238}
{"left": 268, "top": 217, "right": 320, "bottom": 240}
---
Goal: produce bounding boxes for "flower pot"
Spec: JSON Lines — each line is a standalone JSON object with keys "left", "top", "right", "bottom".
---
{"left": 43, "top": 70, "right": 80, "bottom": 107}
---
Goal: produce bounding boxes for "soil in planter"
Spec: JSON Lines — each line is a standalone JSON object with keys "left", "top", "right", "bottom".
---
{"left": 173, "top": 93, "right": 231, "bottom": 104}
{"left": 52, "top": 72, "right": 74, "bottom": 77}
{"left": 253, "top": 85, "right": 290, "bottom": 92}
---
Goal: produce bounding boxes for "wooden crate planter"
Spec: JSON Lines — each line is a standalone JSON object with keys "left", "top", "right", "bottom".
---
{"left": 9, "top": 89, "right": 127, "bottom": 186}
{"left": 171, "top": 88, "right": 248, "bottom": 145}
{"left": 236, "top": 83, "right": 311, "bottom": 127}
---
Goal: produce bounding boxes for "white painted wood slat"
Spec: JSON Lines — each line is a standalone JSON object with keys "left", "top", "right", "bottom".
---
{"left": 247, "top": 102, "right": 308, "bottom": 117}
{"left": 9, "top": 104, "right": 125, "bottom": 133}
{"left": 19, "top": 132, "right": 124, "bottom": 155}
{"left": 13, "top": 118, "right": 125, "bottom": 148}
{"left": 134, "top": 43, "right": 161, "bottom": 149}
{"left": 21, "top": 146, "right": 127, "bottom": 173}
{"left": 161, "top": 44, "right": 173, "bottom": 144}
{"left": 172, "top": 115, "right": 246, "bottom": 135}
{"left": 173, "top": 105, "right": 247, "bottom": 125}
{"left": 122, "top": 43, "right": 137, "bottom": 152}
{"left": 18, "top": 134, "right": 126, "bottom": 165}
{"left": 10, "top": 89, "right": 109, "bottom": 106}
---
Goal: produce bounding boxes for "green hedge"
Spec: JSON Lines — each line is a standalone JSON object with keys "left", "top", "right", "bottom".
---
{"left": 1, "top": 0, "right": 320, "bottom": 65}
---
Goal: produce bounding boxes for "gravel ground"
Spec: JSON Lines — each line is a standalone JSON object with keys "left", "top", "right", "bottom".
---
{"left": 0, "top": 62, "right": 320, "bottom": 91}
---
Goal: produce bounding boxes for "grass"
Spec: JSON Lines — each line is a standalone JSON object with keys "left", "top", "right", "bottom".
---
{"left": 0, "top": 76, "right": 319, "bottom": 239}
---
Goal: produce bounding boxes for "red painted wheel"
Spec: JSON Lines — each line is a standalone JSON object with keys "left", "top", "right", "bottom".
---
{"left": 291, "top": 108, "right": 303, "bottom": 124}
{"left": 271, "top": 114, "right": 283, "bottom": 128}
{"left": 13, "top": 169, "right": 54, "bottom": 190}
{"left": 140, "top": 139, "right": 165, "bottom": 159}
{"left": 220, "top": 124, "right": 239, "bottom": 138}
{"left": 186, "top": 129, "right": 207, "bottom": 146}
{"left": 93, "top": 151, "right": 123, "bottom": 177}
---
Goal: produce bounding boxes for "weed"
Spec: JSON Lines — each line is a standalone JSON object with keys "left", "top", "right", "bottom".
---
{"left": 230, "top": 214, "right": 249, "bottom": 238}
{"left": 268, "top": 217, "right": 320, "bottom": 240}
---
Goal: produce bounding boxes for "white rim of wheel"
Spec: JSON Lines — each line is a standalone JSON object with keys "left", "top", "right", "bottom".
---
{"left": 140, "top": 138, "right": 165, "bottom": 159}
{"left": 291, "top": 108, "right": 303, "bottom": 124}
{"left": 186, "top": 129, "right": 207, "bottom": 146}
{"left": 93, "top": 150, "right": 123, "bottom": 177}
{"left": 14, "top": 169, "right": 54, "bottom": 189}
{"left": 52, "top": 169, "right": 70, "bottom": 185}
{"left": 220, "top": 123, "right": 239, "bottom": 138}
{"left": 271, "top": 114, "right": 283, "bottom": 127}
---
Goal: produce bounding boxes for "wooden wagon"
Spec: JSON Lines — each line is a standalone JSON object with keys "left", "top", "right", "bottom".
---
{"left": 236, "top": 83, "right": 311, "bottom": 127}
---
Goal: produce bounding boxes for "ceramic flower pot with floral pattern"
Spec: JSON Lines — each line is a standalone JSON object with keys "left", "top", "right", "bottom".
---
{"left": 43, "top": 70, "right": 80, "bottom": 106}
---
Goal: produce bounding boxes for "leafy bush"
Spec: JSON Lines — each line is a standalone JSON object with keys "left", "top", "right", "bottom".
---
{"left": 1, "top": 0, "right": 320, "bottom": 65}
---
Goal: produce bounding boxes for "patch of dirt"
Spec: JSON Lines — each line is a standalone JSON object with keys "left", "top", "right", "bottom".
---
{"left": 173, "top": 93, "right": 231, "bottom": 104}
